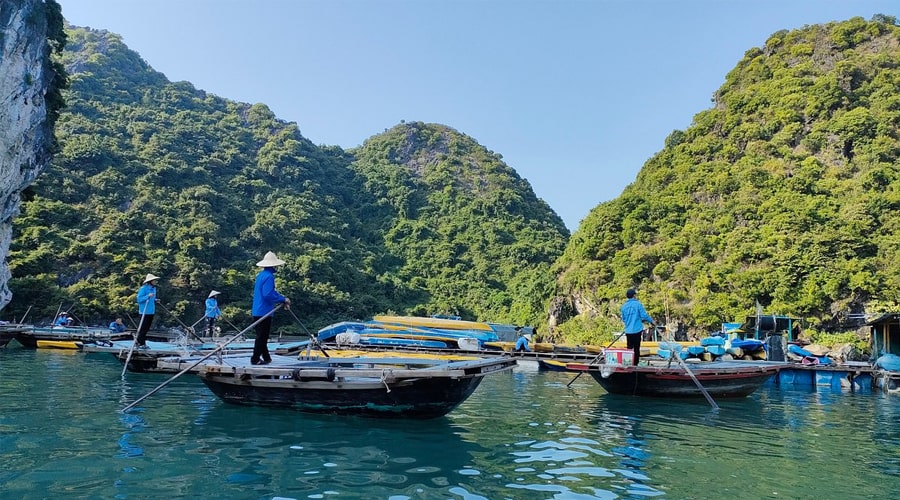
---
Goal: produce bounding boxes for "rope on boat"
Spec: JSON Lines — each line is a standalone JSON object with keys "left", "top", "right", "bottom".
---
{"left": 380, "top": 369, "right": 392, "bottom": 393}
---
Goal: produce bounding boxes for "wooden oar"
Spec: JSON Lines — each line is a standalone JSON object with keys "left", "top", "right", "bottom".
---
{"left": 156, "top": 301, "right": 205, "bottom": 343}
{"left": 286, "top": 308, "right": 329, "bottom": 358}
{"left": 121, "top": 304, "right": 282, "bottom": 413}
{"left": 18, "top": 305, "right": 33, "bottom": 325}
{"left": 121, "top": 310, "right": 147, "bottom": 379}
{"left": 657, "top": 325, "right": 719, "bottom": 410}
{"left": 566, "top": 331, "right": 626, "bottom": 387}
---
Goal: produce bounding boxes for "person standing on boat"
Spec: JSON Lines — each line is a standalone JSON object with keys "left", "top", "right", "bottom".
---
{"left": 621, "top": 288, "right": 655, "bottom": 366}
{"left": 135, "top": 274, "right": 160, "bottom": 349}
{"left": 54, "top": 312, "right": 69, "bottom": 326}
{"left": 109, "top": 318, "right": 126, "bottom": 333}
{"left": 205, "top": 290, "right": 222, "bottom": 337}
{"left": 251, "top": 252, "right": 291, "bottom": 365}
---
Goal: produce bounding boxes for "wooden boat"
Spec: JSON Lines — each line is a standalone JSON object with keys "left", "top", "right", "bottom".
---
{"left": 196, "top": 354, "right": 517, "bottom": 418}
{"left": 566, "top": 360, "right": 786, "bottom": 398}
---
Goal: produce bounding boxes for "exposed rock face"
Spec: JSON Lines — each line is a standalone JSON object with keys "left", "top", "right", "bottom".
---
{"left": 0, "top": 0, "right": 64, "bottom": 310}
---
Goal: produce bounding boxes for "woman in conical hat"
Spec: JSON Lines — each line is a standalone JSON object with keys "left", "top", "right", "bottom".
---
{"left": 251, "top": 252, "right": 290, "bottom": 365}
{"left": 205, "top": 290, "right": 222, "bottom": 337}
{"left": 135, "top": 274, "right": 160, "bottom": 348}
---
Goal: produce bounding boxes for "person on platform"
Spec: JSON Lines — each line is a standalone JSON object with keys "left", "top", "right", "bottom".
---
{"left": 205, "top": 290, "right": 222, "bottom": 337}
{"left": 514, "top": 326, "right": 532, "bottom": 352}
{"left": 109, "top": 318, "right": 126, "bottom": 333}
{"left": 251, "top": 252, "right": 291, "bottom": 365}
{"left": 54, "top": 312, "right": 69, "bottom": 326}
{"left": 135, "top": 274, "right": 160, "bottom": 349}
{"left": 620, "top": 288, "right": 655, "bottom": 366}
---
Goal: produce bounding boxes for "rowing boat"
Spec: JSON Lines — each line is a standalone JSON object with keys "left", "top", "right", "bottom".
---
{"left": 196, "top": 353, "right": 517, "bottom": 418}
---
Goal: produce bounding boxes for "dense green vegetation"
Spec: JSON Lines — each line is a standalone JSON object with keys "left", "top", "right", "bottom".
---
{"left": 6, "top": 26, "right": 568, "bottom": 333}
{"left": 553, "top": 16, "right": 900, "bottom": 342}
{"left": 8, "top": 16, "right": 900, "bottom": 344}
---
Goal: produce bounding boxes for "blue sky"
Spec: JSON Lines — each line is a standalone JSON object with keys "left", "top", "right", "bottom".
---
{"left": 60, "top": 0, "right": 897, "bottom": 231}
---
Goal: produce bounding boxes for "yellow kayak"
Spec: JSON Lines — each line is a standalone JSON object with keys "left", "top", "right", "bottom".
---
{"left": 372, "top": 315, "right": 493, "bottom": 332}
{"left": 36, "top": 340, "right": 82, "bottom": 350}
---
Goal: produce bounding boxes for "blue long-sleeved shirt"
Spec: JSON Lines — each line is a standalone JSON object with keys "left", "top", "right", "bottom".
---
{"left": 252, "top": 268, "right": 286, "bottom": 317}
{"left": 205, "top": 298, "right": 221, "bottom": 318}
{"left": 621, "top": 298, "right": 653, "bottom": 334}
{"left": 136, "top": 284, "right": 156, "bottom": 315}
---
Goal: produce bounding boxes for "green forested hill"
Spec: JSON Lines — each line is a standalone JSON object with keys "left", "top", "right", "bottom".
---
{"left": 552, "top": 16, "right": 900, "bottom": 341}
{"left": 6, "top": 25, "right": 568, "bottom": 331}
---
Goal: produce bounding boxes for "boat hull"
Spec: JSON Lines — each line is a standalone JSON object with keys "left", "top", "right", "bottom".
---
{"left": 201, "top": 374, "right": 485, "bottom": 419}
{"left": 574, "top": 361, "right": 784, "bottom": 398}
{"left": 196, "top": 356, "right": 517, "bottom": 418}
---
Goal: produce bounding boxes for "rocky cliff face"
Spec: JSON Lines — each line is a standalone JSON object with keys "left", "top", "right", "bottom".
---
{"left": 0, "top": 0, "right": 65, "bottom": 310}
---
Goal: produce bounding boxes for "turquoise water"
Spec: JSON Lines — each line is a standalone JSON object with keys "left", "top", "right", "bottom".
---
{"left": 2, "top": 347, "right": 899, "bottom": 499}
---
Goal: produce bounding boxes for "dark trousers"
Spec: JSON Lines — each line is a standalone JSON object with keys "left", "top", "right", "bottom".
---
{"left": 625, "top": 332, "right": 642, "bottom": 366}
{"left": 206, "top": 317, "right": 217, "bottom": 337}
{"left": 136, "top": 314, "right": 154, "bottom": 346}
{"left": 251, "top": 315, "right": 272, "bottom": 364}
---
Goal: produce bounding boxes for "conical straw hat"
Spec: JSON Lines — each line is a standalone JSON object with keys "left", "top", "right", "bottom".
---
{"left": 256, "top": 251, "right": 286, "bottom": 267}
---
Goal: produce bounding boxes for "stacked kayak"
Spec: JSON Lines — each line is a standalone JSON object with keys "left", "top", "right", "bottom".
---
{"left": 317, "top": 316, "right": 504, "bottom": 351}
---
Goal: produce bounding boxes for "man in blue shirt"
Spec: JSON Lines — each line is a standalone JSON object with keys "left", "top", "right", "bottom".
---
{"left": 109, "top": 318, "right": 126, "bottom": 333}
{"left": 251, "top": 252, "right": 291, "bottom": 365}
{"left": 620, "top": 289, "right": 655, "bottom": 366}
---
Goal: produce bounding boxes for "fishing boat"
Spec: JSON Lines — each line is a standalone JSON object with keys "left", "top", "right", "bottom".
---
{"left": 566, "top": 360, "right": 786, "bottom": 398}
{"left": 196, "top": 353, "right": 517, "bottom": 418}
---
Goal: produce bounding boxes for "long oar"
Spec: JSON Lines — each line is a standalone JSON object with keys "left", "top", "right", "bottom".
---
{"left": 190, "top": 315, "right": 206, "bottom": 332}
{"left": 657, "top": 325, "right": 718, "bottom": 410}
{"left": 286, "top": 307, "right": 329, "bottom": 358}
{"left": 156, "top": 301, "right": 204, "bottom": 342}
{"left": 121, "top": 304, "right": 282, "bottom": 413}
{"left": 18, "top": 305, "right": 33, "bottom": 325}
{"left": 219, "top": 316, "right": 242, "bottom": 336}
{"left": 121, "top": 310, "right": 148, "bottom": 379}
{"left": 51, "top": 303, "right": 63, "bottom": 328}
{"left": 566, "top": 331, "right": 627, "bottom": 387}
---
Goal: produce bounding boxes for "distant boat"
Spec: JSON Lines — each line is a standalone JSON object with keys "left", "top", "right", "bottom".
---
{"left": 12, "top": 325, "right": 132, "bottom": 348}
{"left": 567, "top": 360, "right": 786, "bottom": 398}
{"left": 196, "top": 353, "right": 517, "bottom": 418}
